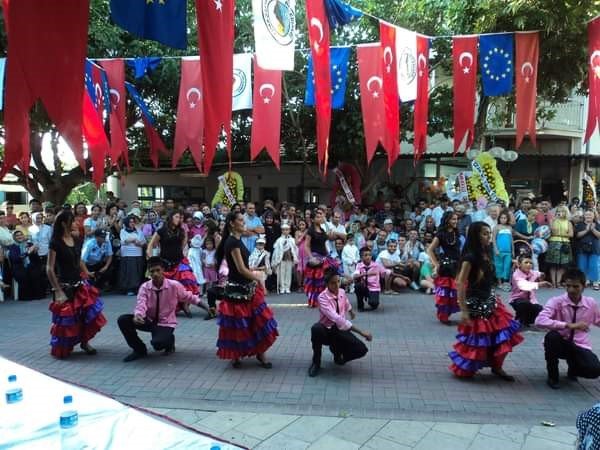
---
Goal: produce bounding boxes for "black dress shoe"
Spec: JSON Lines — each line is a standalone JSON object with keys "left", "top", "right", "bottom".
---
{"left": 163, "top": 345, "right": 175, "bottom": 356}
{"left": 333, "top": 354, "right": 346, "bottom": 366}
{"left": 491, "top": 368, "right": 515, "bottom": 382}
{"left": 547, "top": 378, "right": 560, "bottom": 389}
{"left": 308, "top": 363, "right": 320, "bottom": 377}
{"left": 123, "top": 351, "right": 147, "bottom": 362}
{"left": 567, "top": 371, "right": 578, "bottom": 382}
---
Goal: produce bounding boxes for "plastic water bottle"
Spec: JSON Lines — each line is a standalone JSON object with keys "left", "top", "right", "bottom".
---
{"left": 60, "top": 395, "right": 84, "bottom": 449}
{"left": 60, "top": 396, "right": 78, "bottom": 429}
{"left": 5, "top": 375, "right": 23, "bottom": 404}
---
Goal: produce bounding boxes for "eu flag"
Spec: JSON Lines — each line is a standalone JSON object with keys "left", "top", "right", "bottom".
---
{"left": 305, "top": 46, "right": 351, "bottom": 110}
{"left": 110, "top": 0, "right": 187, "bottom": 50}
{"left": 479, "top": 33, "right": 514, "bottom": 97}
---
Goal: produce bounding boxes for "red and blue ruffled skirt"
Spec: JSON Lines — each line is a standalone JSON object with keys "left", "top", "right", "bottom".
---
{"left": 49, "top": 282, "right": 107, "bottom": 359}
{"left": 164, "top": 258, "right": 200, "bottom": 295}
{"left": 216, "top": 284, "right": 278, "bottom": 360}
{"left": 304, "top": 255, "right": 339, "bottom": 307}
{"left": 448, "top": 297, "right": 523, "bottom": 377}
{"left": 434, "top": 276, "right": 460, "bottom": 322}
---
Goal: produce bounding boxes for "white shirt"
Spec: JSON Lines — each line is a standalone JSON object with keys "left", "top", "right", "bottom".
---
{"left": 29, "top": 223, "right": 52, "bottom": 256}
{"left": 324, "top": 222, "right": 347, "bottom": 253}
{"left": 376, "top": 249, "right": 401, "bottom": 267}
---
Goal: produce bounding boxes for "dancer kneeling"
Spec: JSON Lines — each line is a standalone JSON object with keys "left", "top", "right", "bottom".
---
{"left": 309, "top": 269, "right": 373, "bottom": 377}
{"left": 535, "top": 268, "right": 600, "bottom": 389}
{"left": 118, "top": 257, "right": 208, "bottom": 362}
{"left": 215, "top": 212, "right": 278, "bottom": 368}
{"left": 448, "top": 222, "right": 523, "bottom": 380}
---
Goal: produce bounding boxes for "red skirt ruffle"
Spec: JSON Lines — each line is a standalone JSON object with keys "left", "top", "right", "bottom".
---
{"left": 448, "top": 297, "right": 523, "bottom": 377}
{"left": 216, "top": 284, "right": 278, "bottom": 360}
{"left": 49, "top": 283, "right": 107, "bottom": 359}
{"left": 434, "top": 276, "right": 459, "bottom": 322}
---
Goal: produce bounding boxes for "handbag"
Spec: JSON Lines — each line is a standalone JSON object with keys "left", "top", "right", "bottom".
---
{"left": 220, "top": 281, "right": 257, "bottom": 303}
{"left": 465, "top": 293, "right": 497, "bottom": 319}
{"left": 55, "top": 281, "right": 83, "bottom": 302}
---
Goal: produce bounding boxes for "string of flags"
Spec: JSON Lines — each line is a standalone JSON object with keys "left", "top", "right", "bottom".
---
{"left": 0, "top": 0, "right": 598, "bottom": 186}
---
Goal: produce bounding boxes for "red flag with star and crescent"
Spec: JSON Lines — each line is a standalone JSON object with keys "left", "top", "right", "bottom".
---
{"left": 306, "top": 0, "right": 331, "bottom": 174}
{"left": 1, "top": 0, "right": 90, "bottom": 179}
{"left": 515, "top": 32, "right": 539, "bottom": 149}
{"left": 357, "top": 44, "right": 387, "bottom": 166}
{"left": 100, "top": 58, "right": 128, "bottom": 168}
{"left": 82, "top": 92, "right": 109, "bottom": 188}
{"left": 173, "top": 57, "right": 204, "bottom": 171}
{"left": 196, "top": 0, "right": 235, "bottom": 174}
{"left": 585, "top": 17, "right": 600, "bottom": 143}
{"left": 452, "top": 36, "right": 478, "bottom": 155}
{"left": 379, "top": 21, "right": 400, "bottom": 169}
{"left": 414, "top": 35, "right": 430, "bottom": 161}
{"left": 251, "top": 59, "right": 282, "bottom": 169}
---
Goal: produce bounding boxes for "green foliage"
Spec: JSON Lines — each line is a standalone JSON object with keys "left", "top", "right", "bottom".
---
{"left": 65, "top": 182, "right": 106, "bottom": 206}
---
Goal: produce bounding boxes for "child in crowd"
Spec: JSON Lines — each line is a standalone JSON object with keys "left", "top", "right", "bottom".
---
{"left": 249, "top": 236, "right": 272, "bottom": 288}
{"left": 493, "top": 209, "right": 513, "bottom": 291}
{"left": 188, "top": 235, "right": 206, "bottom": 294}
{"left": 510, "top": 255, "right": 551, "bottom": 327}
{"left": 202, "top": 236, "right": 218, "bottom": 292}
{"left": 271, "top": 223, "right": 298, "bottom": 294}
{"left": 342, "top": 234, "right": 360, "bottom": 293}
{"left": 352, "top": 247, "right": 390, "bottom": 311}
{"left": 418, "top": 252, "right": 435, "bottom": 295}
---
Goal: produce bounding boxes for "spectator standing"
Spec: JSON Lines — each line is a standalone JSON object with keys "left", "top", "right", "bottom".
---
{"left": 242, "top": 202, "right": 264, "bottom": 254}
{"left": 575, "top": 210, "right": 600, "bottom": 290}
{"left": 8, "top": 230, "right": 45, "bottom": 300}
{"left": 493, "top": 209, "right": 514, "bottom": 291}
{"left": 546, "top": 205, "right": 574, "bottom": 288}
{"left": 119, "top": 215, "right": 146, "bottom": 296}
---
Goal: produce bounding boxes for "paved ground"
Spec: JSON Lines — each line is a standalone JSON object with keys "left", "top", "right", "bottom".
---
{"left": 0, "top": 288, "right": 597, "bottom": 448}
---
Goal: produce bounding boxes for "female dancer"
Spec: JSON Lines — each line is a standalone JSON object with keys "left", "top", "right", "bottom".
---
{"left": 427, "top": 211, "right": 461, "bottom": 324}
{"left": 295, "top": 219, "right": 308, "bottom": 292}
{"left": 215, "top": 212, "right": 278, "bottom": 368}
{"left": 147, "top": 211, "right": 199, "bottom": 317}
{"left": 304, "top": 208, "right": 337, "bottom": 307}
{"left": 448, "top": 221, "right": 523, "bottom": 380}
{"left": 46, "top": 210, "right": 107, "bottom": 358}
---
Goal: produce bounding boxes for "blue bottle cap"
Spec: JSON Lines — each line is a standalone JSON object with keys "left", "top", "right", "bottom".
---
{"left": 8, "top": 375, "right": 16, "bottom": 382}
{"left": 64, "top": 395, "right": 73, "bottom": 404}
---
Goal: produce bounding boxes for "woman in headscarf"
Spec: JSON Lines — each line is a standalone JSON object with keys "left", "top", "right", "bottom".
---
{"left": 119, "top": 215, "right": 146, "bottom": 295}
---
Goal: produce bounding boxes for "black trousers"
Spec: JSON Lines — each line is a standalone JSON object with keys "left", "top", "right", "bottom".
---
{"left": 310, "top": 322, "right": 367, "bottom": 365}
{"left": 355, "top": 284, "right": 380, "bottom": 310}
{"left": 86, "top": 261, "right": 111, "bottom": 290}
{"left": 117, "top": 314, "right": 175, "bottom": 354}
{"left": 511, "top": 299, "right": 543, "bottom": 326}
{"left": 544, "top": 330, "right": 600, "bottom": 381}
{"left": 206, "top": 285, "right": 222, "bottom": 308}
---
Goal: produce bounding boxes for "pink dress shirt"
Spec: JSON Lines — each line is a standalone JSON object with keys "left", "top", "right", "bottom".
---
{"left": 318, "top": 288, "right": 353, "bottom": 331}
{"left": 134, "top": 278, "right": 201, "bottom": 328}
{"left": 510, "top": 269, "right": 542, "bottom": 304}
{"left": 535, "top": 293, "right": 600, "bottom": 350}
{"left": 353, "top": 261, "right": 390, "bottom": 292}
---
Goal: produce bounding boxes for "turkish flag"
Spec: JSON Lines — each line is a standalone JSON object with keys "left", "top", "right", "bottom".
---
{"left": 452, "top": 36, "right": 478, "bottom": 155}
{"left": 1, "top": 0, "right": 90, "bottom": 178}
{"left": 306, "top": 0, "right": 331, "bottom": 173}
{"left": 173, "top": 58, "right": 204, "bottom": 171}
{"left": 82, "top": 92, "right": 109, "bottom": 188}
{"left": 251, "top": 60, "right": 282, "bottom": 169}
{"left": 515, "top": 32, "right": 539, "bottom": 149}
{"left": 585, "top": 17, "right": 600, "bottom": 143}
{"left": 196, "top": 0, "right": 235, "bottom": 174}
{"left": 357, "top": 44, "right": 386, "bottom": 165}
{"left": 100, "top": 59, "right": 128, "bottom": 168}
{"left": 379, "top": 21, "right": 400, "bottom": 169}
{"left": 414, "top": 35, "right": 430, "bottom": 161}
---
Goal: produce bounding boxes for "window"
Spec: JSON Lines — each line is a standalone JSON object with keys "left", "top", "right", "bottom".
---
{"left": 137, "top": 185, "right": 164, "bottom": 208}
{"left": 4, "top": 192, "right": 27, "bottom": 204}
{"left": 304, "top": 189, "right": 319, "bottom": 205}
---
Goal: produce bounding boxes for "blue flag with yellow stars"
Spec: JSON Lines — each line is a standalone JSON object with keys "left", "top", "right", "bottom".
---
{"left": 110, "top": 0, "right": 187, "bottom": 49}
{"left": 479, "top": 33, "right": 514, "bottom": 97}
{"left": 305, "top": 46, "right": 351, "bottom": 110}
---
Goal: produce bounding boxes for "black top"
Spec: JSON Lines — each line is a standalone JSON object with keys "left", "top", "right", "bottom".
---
{"left": 575, "top": 222, "right": 600, "bottom": 255}
{"left": 157, "top": 226, "right": 184, "bottom": 264}
{"left": 436, "top": 229, "right": 461, "bottom": 261}
{"left": 462, "top": 252, "right": 496, "bottom": 299}
{"left": 224, "top": 235, "right": 251, "bottom": 284}
{"left": 264, "top": 223, "right": 281, "bottom": 253}
{"left": 49, "top": 238, "right": 82, "bottom": 283}
{"left": 308, "top": 226, "right": 328, "bottom": 256}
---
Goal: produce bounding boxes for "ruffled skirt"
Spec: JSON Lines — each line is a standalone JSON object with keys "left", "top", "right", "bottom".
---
{"left": 49, "top": 283, "right": 107, "bottom": 358}
{"left": 448, "top": 297, "right": 523, "bottom": 377}
{"left": 434, "top": 276, "right": 460, "bottom": 322}
{"left": 216, "top": 284, "right": 278, "bottom": 359}
{"left": 304, "top": 255, "right": 339, "bottom": 307}
{"left": 164, "top": 258, "right": 200, "bottom": 295}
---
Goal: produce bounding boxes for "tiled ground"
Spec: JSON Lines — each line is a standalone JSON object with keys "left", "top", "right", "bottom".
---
{"left": 0, "top": 288, "right": 598, "bottom": 431}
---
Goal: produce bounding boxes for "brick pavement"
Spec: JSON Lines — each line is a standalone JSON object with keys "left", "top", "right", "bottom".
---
{"left": 0, "top": 288, "right": 599, "bottom": 427}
